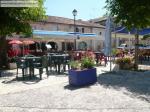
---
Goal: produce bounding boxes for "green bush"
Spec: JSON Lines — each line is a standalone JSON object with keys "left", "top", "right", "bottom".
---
{"left": 81, "top": 57, "right": 95, "bottom": 69}
{"left": 112, "top": 48, "right": 117, "bottom": 56}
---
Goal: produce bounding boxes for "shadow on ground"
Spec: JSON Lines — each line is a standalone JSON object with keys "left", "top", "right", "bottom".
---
{"left": 64, "top": 84, "right": 92, "bottom": 91}
{"left": 97, "top": 70, "right": 150, "bottom": 102}
{"left": 0, "top": 70, "right": 14, "bottom": 77}
{"left": 48, "top": 71, "right": 68, "bottom": 76}
{"left": 0, "top": 70, "right": 68, "bottom": 85}
{"left": 1, "top": 75, "right": 41, "bottom": 85}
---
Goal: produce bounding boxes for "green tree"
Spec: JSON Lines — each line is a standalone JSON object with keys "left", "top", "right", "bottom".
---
{"left": 0, "top": 0, "right": 45, "bottom": 68}
{"left": 106, "top": 0, "right": 150, "bottom": 70}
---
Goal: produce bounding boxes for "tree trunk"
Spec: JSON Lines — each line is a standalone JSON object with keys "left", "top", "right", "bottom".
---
{"left": 134, "top": 30, "right": 139, "bottom": 70}
{"left": 0, "top": 36, "right": 8, "bottom": 69}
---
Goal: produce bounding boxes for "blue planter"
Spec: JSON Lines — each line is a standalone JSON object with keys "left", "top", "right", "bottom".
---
{"left": 68, "top": 68, "right": 97, "bottom": 86}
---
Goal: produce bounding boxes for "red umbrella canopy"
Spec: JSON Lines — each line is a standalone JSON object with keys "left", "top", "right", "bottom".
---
{"left": 8, "top": 40, "right": 23, "bottom": 45}
{"left": 22, "top": 40, "right": 35, "bottom": 45}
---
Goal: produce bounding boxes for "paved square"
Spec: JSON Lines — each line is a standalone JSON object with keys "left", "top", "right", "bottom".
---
{"left": 0, "top": 65, "right": 150, "bottom": 112}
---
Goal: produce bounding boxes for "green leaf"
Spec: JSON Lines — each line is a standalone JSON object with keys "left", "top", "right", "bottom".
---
{"left": 0, "top": 0, "right": 46, "bottom": 36}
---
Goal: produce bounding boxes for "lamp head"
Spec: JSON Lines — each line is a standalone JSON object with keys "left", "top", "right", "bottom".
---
{"left": 72, "top": 9, "right": 77, "bottom": 16}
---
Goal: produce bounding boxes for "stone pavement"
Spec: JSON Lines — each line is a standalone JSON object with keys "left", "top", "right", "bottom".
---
{"left": 0, "top": 63, "right": 150, "bottom": 112}
{"left": 0, "top": 62, "right": 115, "bottom": 95}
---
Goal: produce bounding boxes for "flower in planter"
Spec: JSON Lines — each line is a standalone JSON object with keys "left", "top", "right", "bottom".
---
{"left": 115, "top": 57, "right": 131, "bottom": 64}
{"left": 84, "top": 51, "right": 95, "bottom": 60}
{"left": 69, "top": 56, "right": 95, "bottom": 70}
{"left": 115, "top": 57, "right": 134, "bottom": 70}
{"left": 8, "top": 57, "right": 16, "bottom": 63}
{"left": 69, "top": 60, "right": 81, "bottom": 70}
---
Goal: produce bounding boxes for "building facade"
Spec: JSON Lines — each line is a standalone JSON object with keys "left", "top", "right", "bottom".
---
{"left": 90, "top": 17, "right": 150, "bottom": 48}
{"left": 31, "top": 16, "right": 105, "bottom": 51}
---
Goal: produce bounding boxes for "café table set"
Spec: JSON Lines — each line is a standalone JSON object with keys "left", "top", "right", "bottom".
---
{"left": 16, "top": 54, "right": 71, "bottom": 79}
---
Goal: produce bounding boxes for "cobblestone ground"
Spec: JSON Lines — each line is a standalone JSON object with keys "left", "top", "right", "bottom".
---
{"left": 0, "top": 64, "right": 150, "bottom": 112}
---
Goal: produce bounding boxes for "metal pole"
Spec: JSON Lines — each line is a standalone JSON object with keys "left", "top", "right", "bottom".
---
{"left": 110, "top": 31, "right": 112, "bottom": 71}
{"left": 110, "top": 17, "right": 112, "bottom": 71}
{"left": 74, "top": 15, "right": 76, "bottom": 51}
{"left": 74, "top": 15, "right": 76, "bottom": 33}
{"left": 114, "top": 24, "right": 117, "bottom": 48}
{"left": 65, "top": 40, "right": 67, "bottom": 51}
{"left": 128, "top": 32, "right": 131, "bottom": 53}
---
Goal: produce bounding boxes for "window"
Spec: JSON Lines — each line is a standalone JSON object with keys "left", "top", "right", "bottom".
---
{"left": 75, "top": 27, "right": 79, "bottom": 32}
{"left": 78, "top": 41, "right": 87, "bottom": 50}
{"left": 56, "top": 24, "right": 59, "bottom": 31}
{"left": 47, "top": 41, "right": 58, "bottom": 50}
{"left": 82, "top": 28, "right": 84, "bottom": 33}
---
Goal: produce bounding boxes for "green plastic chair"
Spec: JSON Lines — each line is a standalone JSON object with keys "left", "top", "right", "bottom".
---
{"left": 16, "top": 58, "right": 28, "bottom": 80}
{"left": 33, "top": 56, "right": 49, "bottom": 79}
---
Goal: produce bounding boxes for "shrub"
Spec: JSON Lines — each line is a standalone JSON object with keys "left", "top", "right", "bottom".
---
{"left": 112, "top": 48, "right": 117, "bottom": 56}
{"left": 81, "top": 57, "right": 95, "bottom": 69}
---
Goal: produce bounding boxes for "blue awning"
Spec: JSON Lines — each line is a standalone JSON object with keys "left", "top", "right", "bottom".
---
{"left": 33, "top": 30, "right": 97, "bottom": 37}
{"left": 113, "top": 27, "right": 150, "bottom": 35}
{"left": 33, "top": 30, "right": 72, "bottom": 36}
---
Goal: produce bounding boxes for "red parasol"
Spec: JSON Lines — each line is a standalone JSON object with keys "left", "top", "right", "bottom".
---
{"left": 8, "top": 40, "right": 23, "bottom": 45}
{"left": 22, "top": 40, "right": 35, "bottom": 45}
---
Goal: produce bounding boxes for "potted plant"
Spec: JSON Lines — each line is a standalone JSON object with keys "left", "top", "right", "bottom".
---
{"left": 8, "top": 57, "right": 17, "bottom": 69}
{"left": 115, "top": 57, "right": 134, "bottom": 70}
{"left": 68, "top": 55, "right": 97, "bottom": 86}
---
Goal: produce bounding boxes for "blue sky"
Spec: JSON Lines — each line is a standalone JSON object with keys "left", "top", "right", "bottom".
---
{"left": 44, "top": 0, "right": 107, "bottom": 20}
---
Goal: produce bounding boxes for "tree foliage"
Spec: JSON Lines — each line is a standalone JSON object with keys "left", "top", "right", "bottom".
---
{"left": 0, "top": 0, "right": 46, "bottom": 36}
{"left": 106, "top": 0, "right": 150, "bottom": 70}
{"left": 0, "top": 0, "right": 45, "bottom": 68}
{"left": 106, "top": 0, "right": 150, "bottom": 29}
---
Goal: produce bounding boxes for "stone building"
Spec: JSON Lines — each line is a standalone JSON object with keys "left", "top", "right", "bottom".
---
{"left": 31, "top": 16, "right": 105, "bottom": 51}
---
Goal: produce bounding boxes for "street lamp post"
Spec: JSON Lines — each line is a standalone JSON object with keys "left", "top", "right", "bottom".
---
{"left": 72, "top": 9, "right": 77, "bottom": 50}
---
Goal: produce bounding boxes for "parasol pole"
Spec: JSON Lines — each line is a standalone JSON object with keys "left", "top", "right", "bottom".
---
{"left": 110, "top": 31, "right": 112, "bottom": 71}
{"left": 21, "top": 41, "right": 24, "bottom": 56}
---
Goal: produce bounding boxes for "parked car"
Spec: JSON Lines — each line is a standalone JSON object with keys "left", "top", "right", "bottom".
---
{"left": 117, "top": 44, "right": 134, "bottom": 50}
{"left": 138, "top": 44, "right": 147, "bottom": 49}
{"left": 145, "top": 45, "right": 150, "bottom": 49}
{"left": 138, "top": 44, "right": 150, "bottom": 50}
